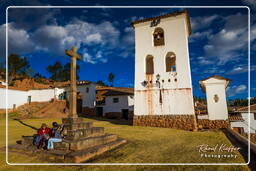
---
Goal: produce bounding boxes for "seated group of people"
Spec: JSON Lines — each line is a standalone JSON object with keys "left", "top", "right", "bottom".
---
{"left": 34, "top": 122, "right": 64, "bottom": 150}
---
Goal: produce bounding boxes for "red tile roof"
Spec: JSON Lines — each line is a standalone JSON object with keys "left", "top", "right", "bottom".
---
{"left": 236, "top": 104, "right": 256, "bottom": 112}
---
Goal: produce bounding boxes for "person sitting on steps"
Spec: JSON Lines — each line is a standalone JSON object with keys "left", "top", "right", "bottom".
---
{"left": 34, "top": 123, "right": 51, "bottom": 149}
{"left": 47, "top": 122, "right": 64, "bottom": 150}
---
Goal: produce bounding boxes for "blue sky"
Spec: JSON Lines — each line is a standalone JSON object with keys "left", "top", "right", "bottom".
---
{"left": 0, "top": 0, "right": 255, "bottom": 100}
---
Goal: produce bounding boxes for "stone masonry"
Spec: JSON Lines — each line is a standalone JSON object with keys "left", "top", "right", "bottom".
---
{"left": 133, "top": 115, "right": 196, "bottom": 131}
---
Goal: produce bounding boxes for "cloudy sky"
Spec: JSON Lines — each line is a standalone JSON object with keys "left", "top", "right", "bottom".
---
{"left": 0, "top": 0, "right": 255, "bottom": 99}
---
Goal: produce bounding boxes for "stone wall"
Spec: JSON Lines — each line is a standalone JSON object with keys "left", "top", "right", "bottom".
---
{"left": 105, "top": 112, "right": 122, "bottom": 119}
{"left": 243, "top": 133, "right": 256, "bottom": 144}
{"left": 133, "top": 115, "right": 196, "bottom": 131}
{"left": 197, "top": 119, "right": 230, "bottom": 129}
{"left": 81, "top": 107, "right": 96, "bottom": 116}
{"left": 250, "top": 133, "right": 256, "bottom": 144}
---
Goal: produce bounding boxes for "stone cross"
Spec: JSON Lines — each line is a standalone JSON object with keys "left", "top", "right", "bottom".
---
{"left": 65, "top": 46, "right": 81, "bottom": 118}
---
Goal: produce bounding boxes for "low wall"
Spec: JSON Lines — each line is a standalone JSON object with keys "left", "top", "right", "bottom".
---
{"left": 82, "top": 107, "right": 96, "bottom": 116}
{"left": 198, "top": 119, "right": 230, "bottom": 129}
{"left": 243, "top": 133, "right": 256, "bottom": 144}
{"left": 133, "top": 115, "right": 196, "bottom": 131}
{"left": 225, "top": 128, "right": 256, "bottom": 155}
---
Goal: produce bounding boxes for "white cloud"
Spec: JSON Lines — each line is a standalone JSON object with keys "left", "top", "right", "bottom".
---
{"left": 227, "top": 84, "right": 247, "bottom": 97}
{"left": 82, "top": 51, "right": 95, "bottom": 64}
{"left": 227, "top": 64, "right": 256, "bottom": 75}
{"left": 202, "top": 13, "right": 251, "bottom": 65}
{"left": 190, "top": 15, "right": 219, "bottom": 31}
{"left": 203, "top": 67, "right": 225, "bottom": 74}
{"left": 189, "top": 30, "right": 212, "bottom": 42}
{"left": 0, "top": 23, "right": 35, "bottom": 57}
{"left": 197, "top": 56, "right": 215, "bottom": 65}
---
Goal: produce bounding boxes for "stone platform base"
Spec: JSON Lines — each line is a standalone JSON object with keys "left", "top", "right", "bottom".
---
{"left": 133, "top": 115, "right": 196, "bottom": 131}
{"left": 197, "top": 119, "right": 230, "bottom": 129}
{"left": 12, "top": 117, "right": 127, "bottom": 163}
{"left": 9, "top": 137, "right": 126, "bottom": 163}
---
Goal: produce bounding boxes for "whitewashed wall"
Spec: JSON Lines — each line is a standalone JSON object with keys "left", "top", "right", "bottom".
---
{"left": 103, "top": 95, "right": 134, "bottom": 114}
{"left": 0, "top": 87, "right": 67, "bottom": 109}
{"left": 77, "top": 84, "right": 96, "bottom": 108}
{"left": 231, "top": 113, "right": 256, "bottom": 133}
{"left": 0, "top": 88, "right": 28, "bottom": 109}
{"left": 28, "top": 89, "right": 55, "bottom": 102}
{"left": 202, "top": 78, "right": 228, "bottom": 120}
{"left": 65, "top": 84, "right": 96, "bottom": 108}
{"left": 0, "top": 84, "right": 96, "bottom": 109}
{"left": 134, "top": 13, "right": 194, "bottom": 116}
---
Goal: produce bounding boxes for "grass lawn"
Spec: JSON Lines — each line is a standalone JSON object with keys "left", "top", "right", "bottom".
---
{"left": 0, "top": 115, "right": 250, "bottom": 171}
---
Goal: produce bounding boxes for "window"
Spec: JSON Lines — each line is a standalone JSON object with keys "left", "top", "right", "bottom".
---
{"left": 254, "top": 113, "right": 256, "bottom": 120}
{"left": 86, "top": 87, "right": 89, "bottom": 93}
{"left": 146, "top": 55, "right": 154, "bottom": 74}
{"left": 153, "top": 27, "right": 165, "bottom": 46}
{"left": 27, "top": 96, "right": 31, "bottom": 104}
{"left": 166, "top": 52, "right": 176, "bottom": 72}
{"left": 113, "top": 98, "right": 119, "bottom": 103}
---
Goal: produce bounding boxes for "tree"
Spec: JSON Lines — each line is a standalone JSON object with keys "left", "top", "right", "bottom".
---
{"left": 47, "top": 62, "right": 80, "bottom": 81}
{"left": 0, "top": 62, "right": 5, "bottom": 80}
{"left": 108, "top": 72, "right": 115, "bottom": 86}
{"left": 47, "top": 62, "right": 63, "bottom": 81}
{"left": 62, "top": 62, "right": 80, "bottom": 81}
{"left": 8, "top": 54, "right": 30, "bottom": 84}
{"left": 96, "top": 80, "right": 106, "bottom": 86}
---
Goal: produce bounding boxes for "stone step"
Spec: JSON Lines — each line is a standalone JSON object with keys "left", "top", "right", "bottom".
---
{"left": 64, "top": 121, "right": 93, "bottom": 131}
{"left": 62, "top": 117, "right": 84, "bottom": 124}
{"left": 64, "top": 138, "right": 127, "bottom": 163}
{"left": 65, "top": 133, "right": 118, "bottom": 151}
{"left": 66, "top": 127, "right": 105, "bottom": 140}
{"left": 21, "top": 135, "right": 34, "bottom": 146}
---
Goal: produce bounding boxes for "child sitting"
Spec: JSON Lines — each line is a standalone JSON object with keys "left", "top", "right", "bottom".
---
{"left": 34, "top": 123, "right": 51, "bottom": 149}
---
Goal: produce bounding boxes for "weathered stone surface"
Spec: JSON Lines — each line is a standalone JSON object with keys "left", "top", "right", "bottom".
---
{"left": 197, "top": 119, "right": 230, "bottom": 129}
{"left": 22, "top": 135, "right": 34, "bottom": 146}
{"left": 64, "top": 121, "right": 93, "bottom": 131}
{"left": 68, "top": 134, "right": 117, "bottom": 150}
{"left": 64, "top": 138, "right": 127, "bottom": 163}
{"left": 133, "top": 115, "right": 196, "bottom": 131}
{"left": 66, "top": 127, "right": 104, "bottom": 140}
{"left": 62, "top": 117, "right": 84, "bottom": 124}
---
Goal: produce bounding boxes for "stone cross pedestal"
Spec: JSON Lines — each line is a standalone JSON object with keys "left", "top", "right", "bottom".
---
{"left": 13, "top": 46, "right": 126, "bottom": 163}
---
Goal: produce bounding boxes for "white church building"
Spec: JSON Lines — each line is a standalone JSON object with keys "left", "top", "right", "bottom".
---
{"left": 131, "top": 10, "right": 197, "bottom": 131}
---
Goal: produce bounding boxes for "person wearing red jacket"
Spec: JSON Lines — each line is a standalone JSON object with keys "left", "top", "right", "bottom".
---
{"left": 34, "top": 123, "right": 50, "bottom": 149}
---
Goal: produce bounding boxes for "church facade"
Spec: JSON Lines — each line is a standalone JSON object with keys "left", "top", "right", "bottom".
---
{"left": 131, "top": 11, "right": 197, "bottom": 131}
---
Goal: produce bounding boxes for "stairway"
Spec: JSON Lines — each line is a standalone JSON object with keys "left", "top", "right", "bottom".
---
{"left": 34, "top": 100, "right": 68, "bottom": 118}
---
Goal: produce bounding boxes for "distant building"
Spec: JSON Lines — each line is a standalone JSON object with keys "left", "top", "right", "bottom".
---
{"left": 230, "top": 104, "right": 256, "bottom": 134}
{"left": 0, "top": 79, "right": 6, "bottom": 86}
{"left": 0, "top": 80, "right": 96, "bottom": 114}
{"left": 95, "top": 86, "right": 134, "bottom": 120}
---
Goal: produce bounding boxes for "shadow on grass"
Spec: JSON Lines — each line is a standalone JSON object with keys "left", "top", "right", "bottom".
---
{"left": 79, "top": 115, "right": 132, "bottom": 126}
{"left": 13, "top": 118, "right": 38, "bottom": 130}
{"left": 222, "top": 129, "right": 256, "bottom": 171}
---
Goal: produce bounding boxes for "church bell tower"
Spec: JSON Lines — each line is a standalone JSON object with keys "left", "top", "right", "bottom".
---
{"left": 131, "top": 10, "right": 197, "bottom": 131}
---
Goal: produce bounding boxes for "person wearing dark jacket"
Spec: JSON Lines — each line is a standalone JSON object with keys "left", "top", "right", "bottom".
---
{"left": 47, "top": 122, "right": 64, "bottom": 150}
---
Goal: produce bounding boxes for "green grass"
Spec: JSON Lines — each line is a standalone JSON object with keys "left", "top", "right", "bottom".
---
{"left": 0, "top": 116, "right": 250, "bottom": 171}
